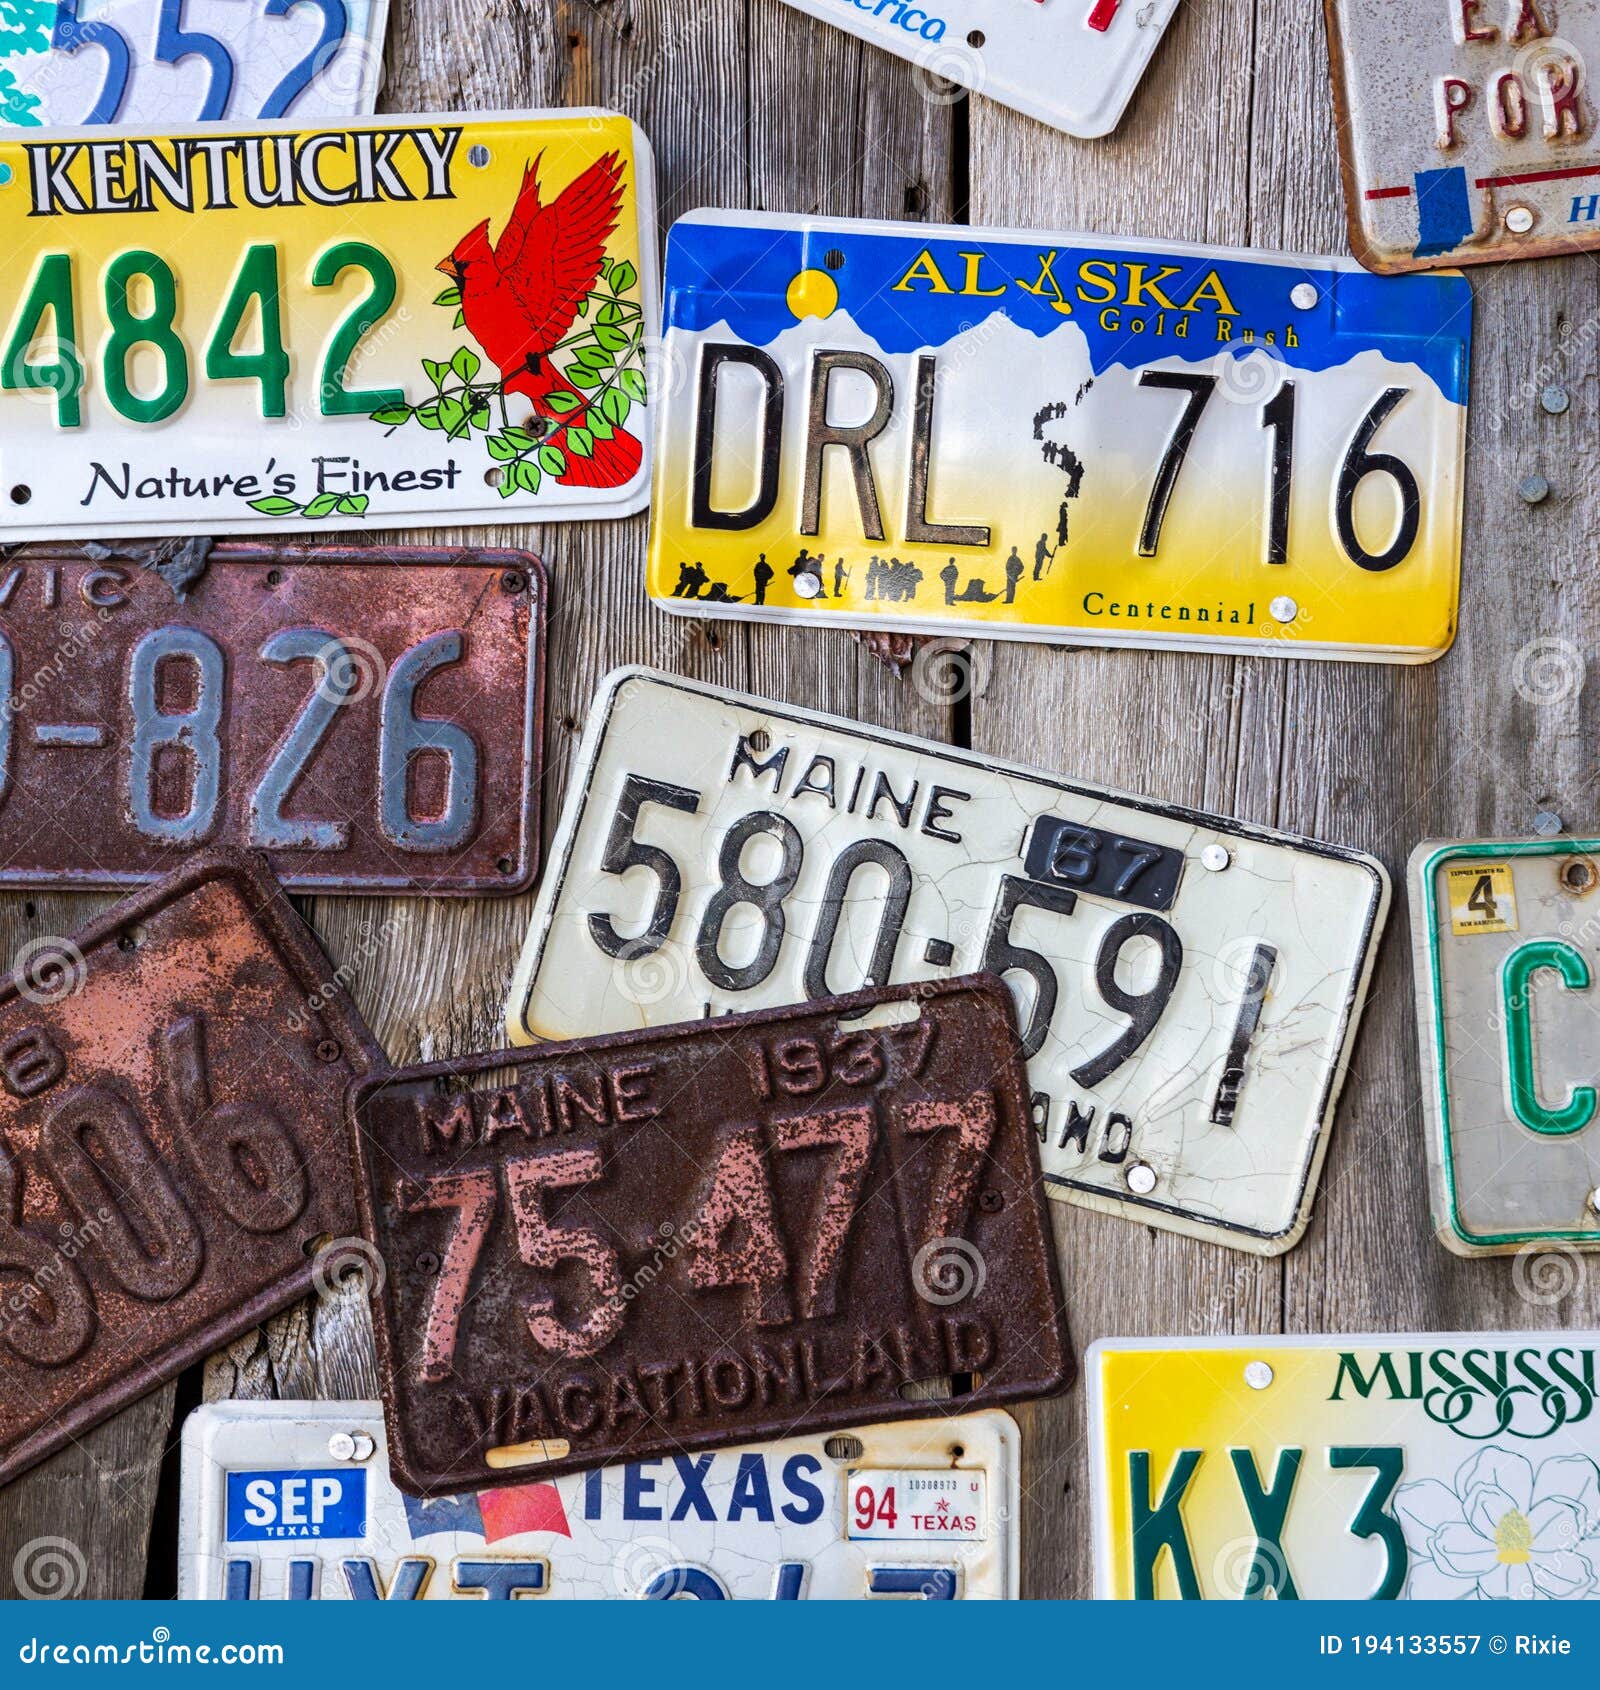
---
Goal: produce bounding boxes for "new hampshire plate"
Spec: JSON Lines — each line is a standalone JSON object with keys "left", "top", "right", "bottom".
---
{"left": 0, "top": 110, "right": 655, "bottom": 537}
{"left": 1092, "top": 1334, "right": 1600, "bottom": 1600}
{"left": 505, "top": 669, "right": 1390, "bottom": 1254}
{"left": 1411, "top": 836, "right": 1600, "bottom": 1256}
{"left": 180, "top": 1401, "right": 1019, "bottom": 1599}
{"left": 650, "top": 212, "right": 1471, "bottom": 662}
{"left": 776, "top": 0, "right": 1177, "bottom": 138}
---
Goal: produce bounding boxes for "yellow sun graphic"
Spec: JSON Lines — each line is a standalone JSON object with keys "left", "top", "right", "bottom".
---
{"left": 786, "top": 268, "right": 838, "bottom": 320}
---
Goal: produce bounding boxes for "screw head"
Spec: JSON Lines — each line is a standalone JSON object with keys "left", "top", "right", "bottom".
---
{"left": 1269, "top": 595, "right": 1298, "bottom": 624}
{"left": 1505, "top": 204, "right": 1536, "bottom": 234}
{"left": 351, "top": 1433, "right": 376, "bottom": 1462}
{"left": 1201, "top": 843, "right": 1231, "bottom": 872}
{"left": 315, "top": 1039, "right": 342, "bottom": 1063}
{"left": 1534, "top": 810, "right": 1564, "bottom": 837}
{"left": 1289, "top": 282, "right": 1318, "bottom": 310}
{"left": 1541, "top": 384, "right": 1571, "bottom": 416}
{"left": 1589, "top": 1187, "right": 1600, "bottom": 1215}
{"left": 500, "top": 569, "right": 526, "bottom": 593}
{"left": 1125, "top": 1162, "right": 1157, "bottom": 1195}
{"left": 1244, "top": 1360, "right": 1274, "bottom": 1391}
{"left": 328, "top": 1432, "right": 357, "bottom": 1461}
{"left": 978, "top": 1188, "right": 1004, "bottom": 1213}
{"left": 415, "top": 1250, "right": 441, "bottom": 1274}
{"left": 1520, "top": 473, "right": 1551, "bottom": 504}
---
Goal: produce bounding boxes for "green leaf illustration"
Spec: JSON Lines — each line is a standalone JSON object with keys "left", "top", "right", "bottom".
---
{"left": 609, "top": 260, "right": 638, "bottom": 295}
{"left": 566, "top": 426, "right": 594, "bottom": 459}
{"left": 568, "top": 368, "right": 601, "bottom": 390}
{"left": 513, "top": 459, "right": 542, "bottom": 494}
{"left": 538, "top": 444, "right": 567, "bottom": 477}
{"left": 585, "top": 411, "right": 614, "bottom": 441}
{"left": 336, "top": 494, "right": 369, "bottom": 516}
{"left": 546, "top": 391, "right": 580, "bottom": 413}
{"left": 501, "top": 426, "right": 538, "bottom": 450}
{"left": 453, "top": 309, "right": 466, "bottom": 329}
{"left": 303, "top": 492, "right": 340, "bottom": 518}
{"left": 600, "top": 388, "right": 630, "bottom": 428}
{"left": 422, "top": 357, "right": 449, "bottom": 390}
{"left": 370, "top": 402, "right": 412, "bottom": 425}
{"left": 486, "top": 434, "right": 516, "bottom": 461}
{"left": 247, "top": 496, "right": 299, "bottom": 516}
{"left": 433, "top": 286, "right": 462, "bottom": 307}
{"left": 597, "top": 301, "right": 622, "bottom": 326}
{"left": 497, "top": 470, "right": 518, "bottom": 499}
{"left": 594, "top": 325, "right": 629, "bottom": 354}
{"left": 620, "top": 368, "right": 647, "bottom": 403}
{"left": 451, "top": 347, "right": 481, "bottom": 382}
{"left": 415, "top": 400, "right": 443, "bottom": 430}
{"left": 438, "top": 397, "right": 468, "bottom": 436}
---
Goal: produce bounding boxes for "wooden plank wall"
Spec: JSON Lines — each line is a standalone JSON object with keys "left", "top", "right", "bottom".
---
{"left": 3, "top": 0, "right": 1586, "bottom": 1600}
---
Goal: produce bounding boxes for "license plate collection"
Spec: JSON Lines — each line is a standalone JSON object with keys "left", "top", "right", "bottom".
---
{"left": 0, "top": 0, "right": 1580, "bottom": 1610}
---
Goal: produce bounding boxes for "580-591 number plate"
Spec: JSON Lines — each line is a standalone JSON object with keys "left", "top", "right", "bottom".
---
{"left": 0, "top": 543, "right": 544, "bottom": 894}
{"left": 0, "top": 850, "right": 381, "bottom": 1486}
{"left": 505, "top": 670, "right": 1389, "bottom": 1254}
{"left": 353, "top": 976, "right": 1071, "bottom": 1494}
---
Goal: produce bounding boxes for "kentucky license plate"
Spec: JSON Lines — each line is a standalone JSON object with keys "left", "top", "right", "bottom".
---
{"left": 0, "top": 543, "right": 544, "bottom": 894}
{"left": 1411, "top": 837, "right": 1600, "bottom": 1255}
{"left": 0, "top": 0, "right": 388, "bottom": 130}
{"left": 0, "top": 111, "right": 655, "bottom": 537}
{"left": 354, "top": 976, "right": 1069, "bottom": 1493}
{"left": 776, "top": 0, "right": 1177, "bottom": 138}
{"left": 1092, "top": 1334, "right": 1600, "bottom": 1600}
{"left": 650, "top": 212, "right": 1471, "bottom": 662}
{"left": 1327, "top": 0, "right": 1600, "bottom": 271}
{"left": 179, "top": 1400, "right": 1019, "bottom": 1599}
{"left": 0, "top": 850, "right": 381, "bottom": 1486}
{"left": 505, "top": 670, "right": 1389, "bottom": 1254}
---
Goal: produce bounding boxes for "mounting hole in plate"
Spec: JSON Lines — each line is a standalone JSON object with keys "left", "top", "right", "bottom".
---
{"left": 1562, "top": 858, "right": 1596, "bottom": 894}
{"left": 825, "top": 1435, "right": 865, "bottom": 1462}
{"left": 468, "top": 144, "right": 491, "bottom": 168}
{"left": 966, "top": 29, "right": 984, "bottom": 46}
{"left": 823, "top": 249, "right": 845, "bottom": 272}
{"left": 485, "top": 467, "right": 504, "bottom": 488}
{"left": 9, "top": 485, "right": 30, "bottom": 505}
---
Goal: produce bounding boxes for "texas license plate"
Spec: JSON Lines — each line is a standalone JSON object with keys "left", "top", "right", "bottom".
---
{"left": 505, "top": 670, "right": 1389, "bottom": 1254}
{"left": 1327, "top": 0, "right": 1600, "bottom": 271}
{"left": 0, "top": 850, "right": 381, "bottom": 1486}
{"left": 0, "top": 543, "right": 544, "bottom": 894}
{"left": 353, "top": 975, "right": 1070, "bottom": 1493}
{"left": 0, "top": 0, "right": 388, "bottom": 130}
{"left": 1092, "top": 1334, "right": 1600, "bottom": 1600}
{"left": 775, "top": 0, "right": 1176, "bottom": 138}
{"left": 0, "top": 111, "right": 655, "bottom": 537}
{"left": 179, "top": 1400, "right": 1020, "bottom": 1599}
{"left": 1411, "top": 836, "right": 1600, "bottom": 1255}
{"left": 650, "top": 212, "right": 1472, "bottom": 661}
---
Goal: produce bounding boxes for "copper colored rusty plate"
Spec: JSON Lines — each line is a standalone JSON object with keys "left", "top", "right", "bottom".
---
{"left": 0, "top": 541, "right": 545, "bottom": 894}
{"left": 350, "top": 974, "right": 1073, "bottom": 1495}
{"left": 0, "top": 848, "right": 384, "bottom": 1487}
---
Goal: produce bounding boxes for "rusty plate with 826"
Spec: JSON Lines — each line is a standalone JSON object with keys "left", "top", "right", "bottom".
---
{"left": 0, "top": 849, "right": 384, "bottom": 1487}
{"left": 350, "top": 975, "right": 1072, "bottom": 1495}
{"left": 0, "top": 542, "right": 544, "bottom": 894}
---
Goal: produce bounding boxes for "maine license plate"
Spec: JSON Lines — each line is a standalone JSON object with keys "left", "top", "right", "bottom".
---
{"left": 354, "top": 975, "right": 1070, "bottom": 1493}
{"left": 0, "top": 850, "right": 381, "bottom": 1486}
{"left": 505, "top": 670, "right": 1390, "bottom": 1255}
{"left": 0, "top": 111, "right": 655, "bottom": 538}
{"left": 1092, "top": 1334, "right": 1600, "bottom": 1600}
{"left": 1411, "top": 836, "right": 1600, "bottom": 1256}
{"left": 179, "top": 1400, "right": 1019, "bottom": 1599}
{"left": 0, "top": 0, "right": 389, "bottom": 131}
{"left": 0, "top": 543, "right": 544, "bottom": 893}
{"left": 1327, "top": 0, "right": 1600, "bottom": 272}
{"left": 775, "top": 0, "right": 1177, "bottom": 138}
{"left": 649, "top": 212, "right": 1471, "bottom": 662}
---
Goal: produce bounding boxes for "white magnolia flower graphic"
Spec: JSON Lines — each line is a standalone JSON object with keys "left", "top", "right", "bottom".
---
{"left": 1395, "top": 1449, "right": 1600, "bottom": 1599}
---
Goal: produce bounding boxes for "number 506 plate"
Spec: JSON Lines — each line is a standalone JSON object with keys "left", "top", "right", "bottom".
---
{"left": 505, "top": 670, "right": 1389, "bottom": 1254}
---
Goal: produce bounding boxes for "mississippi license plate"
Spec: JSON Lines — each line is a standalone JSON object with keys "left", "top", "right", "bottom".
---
{"left": 1327, "top": 0, "right": 1600, "bottom": 272}
{"left": 0, "top": 543, "right": 545, "bottom": 894}
{"left": 0, "top": 850, "right": 381, "bottom": 1486}
{"left": 1411, "top": 836, "right": 1600, "bottom": 1255}
{"left": 649, "top": 211, "right": 1471, "bottom": 662}
{"left": 0, "top": 111, "right": 655, "bottom": 537}
{"left": 352, "top": 975, "right": 1070, "bottom": 1493}
{"left": 0, "top": 0, "right": 388, "bottom": 130}
{"left": 775, "top": 0, "right": 1176, "bottom": 138}
{"left": 179, "top": 1400, "right": 1020, "bottom": 1599}
{"left": 505, "top": 670, "right": 1389, "bottom": 1254}
{"left": 1092, "top": 1334, "right": 1600, "bottom": 1600}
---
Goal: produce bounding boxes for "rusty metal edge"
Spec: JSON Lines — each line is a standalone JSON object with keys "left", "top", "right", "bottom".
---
{"left": 0, "top": 846, "right": 389, "bottom": 1489}
{"left": 1322, "top": 0, "right": 1600, "bottom": 275}
{"left": 0, "top": 540, "right": 549, "bottom": 898}
{"left": 347, "top": 972, "right": 1074, "bottom": 1497}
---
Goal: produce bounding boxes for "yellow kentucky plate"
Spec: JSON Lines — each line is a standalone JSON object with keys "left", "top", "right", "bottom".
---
{"left": 1091, "top": 1335, "right": 1600, "bottom": 1599}
{"left": 650, "top": 211, "right": 1472, "bottom": 663}
{"left": 0, "top": 110, "right": 655, "bottom": 537}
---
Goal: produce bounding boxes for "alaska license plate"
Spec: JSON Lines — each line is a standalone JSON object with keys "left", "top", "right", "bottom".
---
{"left": 1327, "top": 0, "right": 1600, "bottom": 272}
{"left": 0, "top": 850, "right": 381, "bottom": 1486}
{"left": 0, "top": 0, "right": 388, "bottom": 130}
{"left": 505, "top": 670, "right": 1389, "bottom": 1254}
{"left": 1092, "top": 1334, "right": 1600, "bottom": 1600}
{"left": 775, "top": 0, "right": 1176, "bottom": 138}
{"left": 0, "top": 543, "right": 545, "bottom": 893}
{"left": 0, "top": 111, "right": 655, "bottom": 537}
{"left": 650, "top": 212, "right": 1472, "bottom": 662}
{"left": 179, "top": 1401, "right": 1020, "bottom": 1599}
{"left": 1411, "top": 836, "right": 1600, "bottom": 1255}
{"left": 353, "top": 975, "right": 1070, "bottom": 1493}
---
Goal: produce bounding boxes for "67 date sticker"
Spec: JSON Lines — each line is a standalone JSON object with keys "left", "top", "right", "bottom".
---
{"left": 845, "top": 1469, "right": 987, "bottom": 1543}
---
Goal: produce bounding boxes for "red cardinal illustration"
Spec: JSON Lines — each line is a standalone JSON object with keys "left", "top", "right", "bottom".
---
{"left": 438, "top": 151, "right": 641, "bottom": 490}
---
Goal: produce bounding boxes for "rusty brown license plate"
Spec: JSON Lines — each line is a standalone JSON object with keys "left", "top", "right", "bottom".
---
{"left": 350, "top": 975, "right": 1072, "bottom": 1494}
{"left": 0, "top": 849, "right": 384, "bottom": 1486}
{"left": 0, "top": 543, "right": 545, "bottom": 895}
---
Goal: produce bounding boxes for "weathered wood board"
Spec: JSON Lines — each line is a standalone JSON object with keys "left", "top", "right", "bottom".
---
{"left": 3, "top": 0, "right": 1589, "bottom": 1601}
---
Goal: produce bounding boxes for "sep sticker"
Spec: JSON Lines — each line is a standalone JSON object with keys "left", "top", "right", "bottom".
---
{"left": 846, "top": 1470, "right": 987, "bottom": 1543}
{"left": 226, "top": 1469, "right": 368, "bottom": 1541}
{"left": 1446, "top": 863, "right": 1516, "bottom": 935}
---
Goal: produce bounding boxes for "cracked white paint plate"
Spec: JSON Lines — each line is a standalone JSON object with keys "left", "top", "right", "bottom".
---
{"left": 505, "top": 669, "right": 1389, "bottom": 1254}
{"left": 179, "top": 1400, "right": 1018, "bottom": 1599}
{"left": 776, "top": 0, "right": 1177, "bottom": 138}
